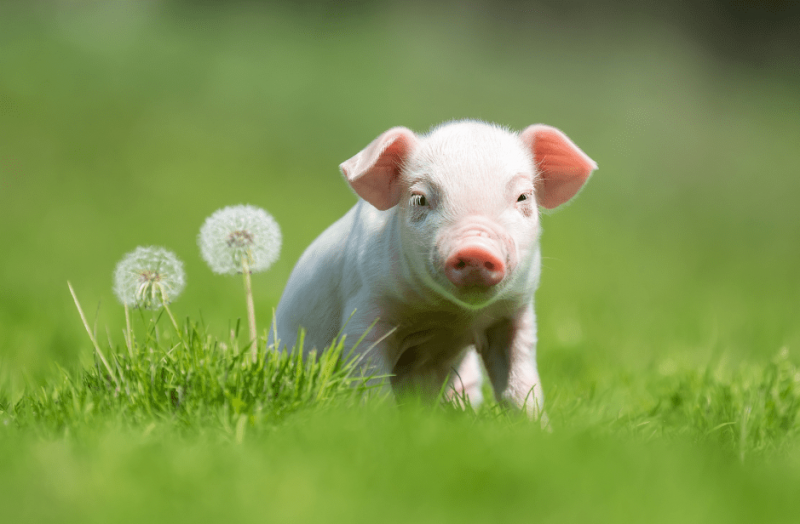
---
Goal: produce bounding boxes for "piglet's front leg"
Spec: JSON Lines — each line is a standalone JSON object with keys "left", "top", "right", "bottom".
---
{"left": 480, "top": 305, "right": 546, "bottom": 421}
{"left": 338, "top": 303, "right": 397, "bottom": 394}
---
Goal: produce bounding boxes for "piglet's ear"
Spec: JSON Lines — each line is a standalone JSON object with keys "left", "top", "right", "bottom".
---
{"left": 520, "top": 124, "right": 597, "bottom": 209}
{"left": 339, "top": 127, "right": 418, "bottom": 211}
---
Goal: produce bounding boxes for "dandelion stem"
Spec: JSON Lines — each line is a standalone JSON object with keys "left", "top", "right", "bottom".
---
{"left": 67, "top": 282, "right": 118, "bottom": 387}
{"left": 163, "top": 302, "right": 185, "bottom": 347}
{"left": 124, "top": 303, "right": 134, "bottom": 359}
{"left": 242, "top": 257, "right": 258, "bottom": 362}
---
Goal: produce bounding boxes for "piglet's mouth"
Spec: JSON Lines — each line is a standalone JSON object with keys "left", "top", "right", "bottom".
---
{"left": 447, "top": 281, "right": 506, "bottom": 308}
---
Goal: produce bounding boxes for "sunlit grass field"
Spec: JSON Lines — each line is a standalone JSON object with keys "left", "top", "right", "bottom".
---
{"left": 1, "top": 2, "right": 799, "bottom": 522}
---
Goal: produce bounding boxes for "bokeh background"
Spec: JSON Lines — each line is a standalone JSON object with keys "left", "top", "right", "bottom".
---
{"left": 1, "top": 0, "right": 799, "bottom": 397}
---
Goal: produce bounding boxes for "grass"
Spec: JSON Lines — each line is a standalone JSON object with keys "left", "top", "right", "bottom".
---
{"left": 6, "top": 283, "right": 380, "bottom": 436}
{"left": 5, "top": 294, "right": 800, "bottom": 456}
{"left": 1, "top": 1, "right": 800, "bottom": 522}
{"left": 3, "top": 284, "right": 800, "bottom": 523}
{"left": 3, "top": 323, "right": 800, "bottom": 523}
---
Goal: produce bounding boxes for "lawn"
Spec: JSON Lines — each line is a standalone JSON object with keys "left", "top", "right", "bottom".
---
{"left": 1, "top": 2, "right": 799, "bottom": 522}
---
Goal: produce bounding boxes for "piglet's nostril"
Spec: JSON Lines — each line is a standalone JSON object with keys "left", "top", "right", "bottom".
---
{"left": 484, "top": 261, "right": 495, "bottom": 271}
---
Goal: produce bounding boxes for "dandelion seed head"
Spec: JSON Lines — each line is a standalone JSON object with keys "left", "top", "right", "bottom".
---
{"left": 113, "top": 246, "right": 186, "bottom": 309}
{"left": 198, "top": 204, "right": 282, "bottom": 275}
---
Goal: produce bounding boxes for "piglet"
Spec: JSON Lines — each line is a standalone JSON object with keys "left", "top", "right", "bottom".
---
{"left": 272, "top": 120, "right": 596, "bottom": 417}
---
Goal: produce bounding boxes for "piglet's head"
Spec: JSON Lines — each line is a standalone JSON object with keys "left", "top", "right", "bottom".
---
{"left": 340, "top": 121, "right": 596, "bottom": 307}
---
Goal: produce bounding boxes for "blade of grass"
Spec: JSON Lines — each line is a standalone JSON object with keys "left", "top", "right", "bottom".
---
{"left": 67, "top": 282, "right": 118, "bottom": 387}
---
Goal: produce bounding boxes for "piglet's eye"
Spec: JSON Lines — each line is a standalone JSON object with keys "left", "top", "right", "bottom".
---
{"left": 411, "top": 194, "right": 428, "bottom": 207}
{"left": 517, "top": 193, "right": 529, "bottom": 202}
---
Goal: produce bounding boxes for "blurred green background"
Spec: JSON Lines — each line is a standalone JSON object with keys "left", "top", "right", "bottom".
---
{"left": 1, "top": 0, "right": 798, "bottom": 394}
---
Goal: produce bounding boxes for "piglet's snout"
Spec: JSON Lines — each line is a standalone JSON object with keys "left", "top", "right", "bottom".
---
{"left": 445, "top": 242, "right": 506, "bottom": 288}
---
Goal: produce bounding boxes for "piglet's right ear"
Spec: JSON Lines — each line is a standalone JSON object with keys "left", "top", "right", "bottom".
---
{"left": 339, "top": 127, "right": 418, "bottom": 211}
{"left": 521, "top": 124, "right": 597, "bottom": 210}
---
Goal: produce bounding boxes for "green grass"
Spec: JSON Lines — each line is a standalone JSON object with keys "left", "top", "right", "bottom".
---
{"left": 3, "top": 313, "right": 800, "bottom": 523}
{"left": 2, "top": 2, "right": 800, "bottom": 522}
{"left": 5, "top": 296, "right": 800, "bottom": 455}
{"left": 5, "top": 288, "right": 376, "bottom": 437}
{"left": 3, "top": 302, "right": 800, "bottom": 522}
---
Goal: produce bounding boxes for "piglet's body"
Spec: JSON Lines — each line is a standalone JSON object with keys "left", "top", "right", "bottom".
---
{"left": 272, "top": 120, "right": 596, "bottom": 416}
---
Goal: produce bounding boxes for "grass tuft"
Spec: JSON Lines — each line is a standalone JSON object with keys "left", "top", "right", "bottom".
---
{"left": 4, "top": 303, "right": 381, "bottom": 438}
{"left": 640, "top": 348, "right": 800, "bottom": 458}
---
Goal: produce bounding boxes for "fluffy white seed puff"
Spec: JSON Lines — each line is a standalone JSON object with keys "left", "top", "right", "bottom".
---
{"left": 198, "top": 204, "right": 282, "bottom": 275}
{"left": 113, "top": 246, "right": 186, "bottom": 309}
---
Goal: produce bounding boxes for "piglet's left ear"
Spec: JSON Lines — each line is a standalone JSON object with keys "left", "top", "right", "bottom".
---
{"left": 520, "top": 124, "right": 597, "bottom": 209}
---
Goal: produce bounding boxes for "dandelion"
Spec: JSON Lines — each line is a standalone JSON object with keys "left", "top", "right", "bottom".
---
{"left": 114, "top": 246, "right": 186, "bottom": 309}
{"left": 198, "top": 205, "right": 281, "bottom": 360}
{"left": 113, "top": 246, "right": 186, "bottom": 340}
{"left": 198, "top": 205, "right": 281, "bottom": 276}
